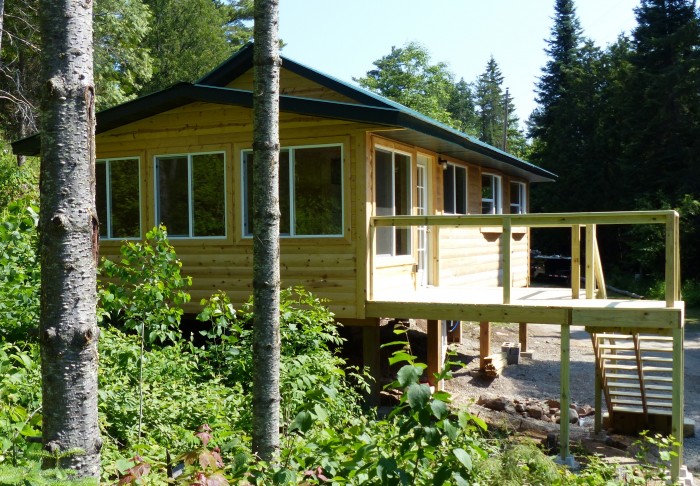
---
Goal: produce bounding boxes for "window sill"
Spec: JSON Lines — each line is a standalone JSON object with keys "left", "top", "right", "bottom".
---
{"left": 375, "top": 254, "right": 414, "bottom": 269}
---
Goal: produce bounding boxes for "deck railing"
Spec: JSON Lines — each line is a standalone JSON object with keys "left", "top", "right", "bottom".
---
{"left": 369, "top": 210, "right": 681, "bottom": 307}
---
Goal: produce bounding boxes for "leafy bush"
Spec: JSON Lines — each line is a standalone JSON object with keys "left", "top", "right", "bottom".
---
{"left": 0, "top": 199, "right": 40, "bottom": 341}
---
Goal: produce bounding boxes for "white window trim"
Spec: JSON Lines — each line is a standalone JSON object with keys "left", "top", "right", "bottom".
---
{"left": 443, "top": 163, "right": 468, "bottom": 215}
{"left": 510, "top": 181, "right": 527, "bottom": 214}
{"left": 482, "top": 173, "right": 502, "bottom": 215}
{"left": 241, "top": 143, "right": 345, "bottom": 238}
{"left": 375, "top": 145, "right": 412, "bottom": 258}
{"left": 154, "top": 151, "right": 227, "bottom": 239}
{"left": 97, "top": 157, "right": 142, "bottom": 240}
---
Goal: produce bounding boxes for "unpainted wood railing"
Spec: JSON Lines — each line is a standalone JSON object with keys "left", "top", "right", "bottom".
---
{"left": 369, "top": 210, "right": 680, "bottom": 306}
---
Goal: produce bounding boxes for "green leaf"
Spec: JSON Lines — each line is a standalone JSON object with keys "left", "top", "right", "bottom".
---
{"left": 273, "top": 468, "right": 296, "bottom": 484}
{"left": 430, "top": 399, "right": 448, "bottom": 419}
{"left": 443, "top": 419, "right": 459, "bottom": 440}
{"left": 453, "top": 448, "right": 472, "bottom": 470}
{"left": 406, "top": 383, "right": 430, "bottom": 410}
{"left": 453, "top": 472, "right": 470, "bottom": 486}
{"left": 397, "top": 365, "right": 422, "bottom": 387}
{"left": 288, "top": 410, "right": 313, "bottom": 434}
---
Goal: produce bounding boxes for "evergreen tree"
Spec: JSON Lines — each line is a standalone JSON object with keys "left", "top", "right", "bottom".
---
{"left": 447, "top": 78, "right": 478, "bottom": 136}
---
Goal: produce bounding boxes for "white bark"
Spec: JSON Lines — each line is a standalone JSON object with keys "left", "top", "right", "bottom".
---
{"left": 251, "top": 0, "right": 281, "bottom": 462}
{"left": 38, "top": 0, "right": 101, "bottom": 477}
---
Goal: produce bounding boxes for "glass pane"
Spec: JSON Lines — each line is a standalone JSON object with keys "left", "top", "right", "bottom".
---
{"left": 192, "top": 153, "right": 225, "bottom": 237}
{"left": 443, "top": 165, "right": 454, "bottom": 214}
{"left": 244, "top": 150, "right": 290, "bottom": 235}
{"left": 482, "top": 174, "right": 493, "bottom": 200}
{"left": 96, "top": 162, "right": 107, "bottom": 238}
{"left": 455, "top": 166, "right": 467, "bottom": 214}
{"left": 110, "top": 159, "right": 140, "bottom": 238}
{"left": 394, "top": 153, "right": 411, "bottom": 255}
{"left": 157, "top": 156, "right": 189, "bottom": 236}
{"left": 294, "top": 146, "right": 342, "bottom": 235}
{"left": 375, "top": 149, "right": 392, "bottom": 255}
{"left": 510, "top": 182, "right": 521, "bottom": 205}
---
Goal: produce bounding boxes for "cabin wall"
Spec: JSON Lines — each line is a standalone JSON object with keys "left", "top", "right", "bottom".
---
{"left": 97, "top": 101, "right": 384, "bottom": 318}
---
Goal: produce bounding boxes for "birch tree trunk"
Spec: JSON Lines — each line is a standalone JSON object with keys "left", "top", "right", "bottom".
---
{"left": 38, "top": 0, "right": 101, "bottom": 477}
{"left": 251, "top": 0, "right": 281, "bottom": 462}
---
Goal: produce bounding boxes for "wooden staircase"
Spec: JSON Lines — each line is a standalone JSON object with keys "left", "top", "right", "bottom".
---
{"left": 592, "top": 333, "right": 674, "bottom": 422}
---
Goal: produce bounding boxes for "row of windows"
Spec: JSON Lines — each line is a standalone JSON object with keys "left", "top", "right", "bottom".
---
{"left": 97, "top": 146, "right": 526, "bottom": 242}
{"left": 97, "top": 145, "right": 343, "bottom": 240}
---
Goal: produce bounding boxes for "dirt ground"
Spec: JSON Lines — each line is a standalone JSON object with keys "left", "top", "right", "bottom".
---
{"left": 395, "top": 320, "right": 700, "bottom": 474}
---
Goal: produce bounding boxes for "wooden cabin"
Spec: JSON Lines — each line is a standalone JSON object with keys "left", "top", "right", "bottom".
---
{"left": 13, "top": 44, "right": 688, "bottom": 479}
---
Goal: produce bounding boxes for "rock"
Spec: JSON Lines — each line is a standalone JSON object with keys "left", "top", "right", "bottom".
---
{"left": 526, "top": 406, "right": 544, "bottom": 419}
{"left": 515, "top": 403, "right": 526, "bottom": 413}
{"left": 477, "top": 394, "right": 495, "bottom": 406}
{"left": 546, "top": 399, "right": 560, "bottom": 409}
{"left": 569, "top": 409, "right": 579, "bottom": 424}
{"left": 542, "top": 415, "right": 553, "bottom": 423}
{"left": 481, "top": 396, "right": 509, "bottom": 412}
{"left": 505, "top": 404, "right": 517, "bottom": 415}
{"left": 577, "top": 405, "right": 594, "bottom": 417}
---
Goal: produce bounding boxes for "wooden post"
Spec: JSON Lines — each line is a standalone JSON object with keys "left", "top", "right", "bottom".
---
{"left": 518, "top": 322, "right": 528, "bottom": 353}
{"left": 571, "top": 224, "right": 581, "bottom": 299}
{"left": 671, "top": 325, "right": 684, "bottom": 482}
{"left": 502, "top": 217, "right": 512, "bottom": 304}
{"left": 369, "top": 222, "right": 376, "bottom": 301}
{"left": 585, "top": 225, "right": 596, "bottom": 299}
{"left": 427, "top": 319, "right": 444, "bottom": 391}
{"left": 560, "top": 324, "right": 571, "bottom": 462}
{"left": 665, "top": 212, "right": 680, "bottom": 308}
{"left": 362, "top": 324, "right": 381, "bottom": 406}
{"left": 447, "top": 320, "right": 462, "bottom": 344}
{"left": 594, "top": 366, "right": 602, "bottom": 434}
{"left": 480, "top": 321, "right": 491, "bottom": 370}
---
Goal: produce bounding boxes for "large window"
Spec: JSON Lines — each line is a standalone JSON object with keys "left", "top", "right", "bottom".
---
{"left": 481, "top": 173, "right": 502, "bottom": 214}
{"left": 375, "top": 148, "right": 411, "bottom": 256}
{"left": 443, "top": 163, "right": 467, "bottom": 214}
{"left": 96, "top": 158, "right": 140, "bottom": 239}
{"left": 155, "top": 152, "right": 226, "bottom": 237}
{"left": 243, "top": 144, "right": 343, "bottom": 237}
{"left": 510, "top": 182, "right": 527, "bottom": 214}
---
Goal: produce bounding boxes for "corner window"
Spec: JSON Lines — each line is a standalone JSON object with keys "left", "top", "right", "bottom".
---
{"left": 481, "top": 173, "right": 502, "bottom": 214}
{"left": 243, "top": 144, "right": 343, "bottom": 237}
{"left": 510, "top": 182, "right": 527, "bottom": 214}
{"left": 443, "top": 163, "right": 467, "bottom": 214}
{"left": 96, "top": 158, "right": 140, "bottom": 239}
{"left": 375, "top": 148, "right": 411, "bottom": 256}
{"left": 155, "top": 152, "right": 226, "bottom": 238}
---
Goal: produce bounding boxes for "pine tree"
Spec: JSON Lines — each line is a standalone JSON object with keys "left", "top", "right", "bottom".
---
{"left": 447, "top": 78, "right": 478, "bottom": 136}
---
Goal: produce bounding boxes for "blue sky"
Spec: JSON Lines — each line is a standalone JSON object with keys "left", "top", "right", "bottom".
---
{"left": 279, "top": 0, "right": 640, "bottom": 126}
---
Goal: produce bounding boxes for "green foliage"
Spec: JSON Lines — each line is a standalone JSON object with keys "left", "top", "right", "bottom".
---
{"left": 0, "top": 145, "right": 39, "bottom": 209}
{"left": 0, "top": 451, "right": 97, "bottom": 485}
{"left": 477, "top": 439, "right": 563, "bottom": 485}
{"left": 0, "top": 199, "right": 40, "bottom": 341}
{"left": 99, "top": 225, "right": 191, "bottom": 343}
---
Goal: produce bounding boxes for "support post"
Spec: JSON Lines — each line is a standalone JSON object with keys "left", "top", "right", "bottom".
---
{"left": 362, "top": 324, "right": 381, "bottom": 406}
{"left": 369, "top": 222, "right": 376, "bottom": 301}
{"left": 571, "top": 224, "right": 581, "bottom": 299}
{"left": 479, "top": 321, "right": 491, "bottom": 370}
{"left": 560, "top": 324, "right": 571, "bottom": 463}
{"left": 518, "top": 322, "right": 528, "bottom": 353}
{"left": 427, "top": 319, "right": 444, "bottom": 391}
{"left": 594, "top": 366, "right": 602, "bottom": 434}
{"left": 585, "top": 225, "right": 596, "bottom": 299}
{"left": 671, "top": 325, "right": 684, "bottom": 482}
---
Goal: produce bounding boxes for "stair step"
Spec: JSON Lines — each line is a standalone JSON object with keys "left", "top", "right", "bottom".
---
{"left": 601, "top": 354, "right": 635, "bottom": 360}
{"left": 599, "top": 344, "right": 635, "bottom": 350}
{"left": 637, "top": 336, "right": 673, "bottom": 342}
{"left": 611, "top": 398, "right": 672, "bottom": 408}
{"left": 609, "top": 390, "right": 672, "bottom": 400}
{"left": 644, "top": 375, "right": 673, "bottom": 383}
{"left": 605, "top": 373, "right": 641, "bottom": 380}
{"left": 641, "top": 366, "right": 673, "bottom": 373}
{"left": 596, "top": 333, "right": 635, "bottom": 340}
{"left": 639, "top": 346, "right": 673, "bottom": 352}
{"left": 608, "top": 381, "right": 641, "bottom": 389}
{"left": 603, "top": 364, "right": 639, "bottom": 371}
{"left": 613, "top": 406, "right": 672, "bottom": 416}
{"left": 642, "top": 356, "right": 673, "bottom": 363}
{"left": 645, "top": 384, "right": 673, "bottom": 392}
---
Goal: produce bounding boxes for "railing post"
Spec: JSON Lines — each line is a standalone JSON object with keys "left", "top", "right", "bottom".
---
{"left": 665, "top": 212, "right": 680, "bottom": 307}
{"left": 369, "top": 221, "right": 376, "bottom": 301}
{"left": 571, "top": 224, "right": 581, "bottom": 299}
{"left": 502, "top": 216, "right": 512, "bottom": 304}
{"left": 671, "top": 325, "right": 684, "bottom": 482}
{"left": 560, "top": 324, "right": 571, "bottom": 463}
{"left": 585, "top": 224, "right": 596, "bottom": 299}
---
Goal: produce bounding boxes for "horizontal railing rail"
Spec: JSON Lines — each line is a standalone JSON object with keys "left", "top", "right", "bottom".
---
{"left": 368, "top": 210, "right": 680, "bottom": 307}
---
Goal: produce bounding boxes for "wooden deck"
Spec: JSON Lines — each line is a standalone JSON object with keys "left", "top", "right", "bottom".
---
{"left": 367, "top": 285, "right": 683, "bottom": 328}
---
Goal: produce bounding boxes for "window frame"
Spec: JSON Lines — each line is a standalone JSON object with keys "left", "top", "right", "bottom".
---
{"left": 374, "top": 145, "right": 412, "bottom": 258}
{"left": 154, "top": 151, "right": 228, "bottom": 239}
{"left": 481, "top": 173, "right": 503, "bottom": 215}
{"left": 443, "top": 162, "right": 468, "bottom": 215}
{"left": 96, "top": 157, "right": 142, "bottom": 240}
{"left": 510, "top": 181, "right": 527, "bottom": 214}
{"left": 241, "top": 143, "right": 345, "bottom": 239}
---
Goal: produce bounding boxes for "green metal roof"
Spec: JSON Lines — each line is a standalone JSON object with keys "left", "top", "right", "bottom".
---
{"left": 12, "top": 43, "right": 556, "bottom": 183}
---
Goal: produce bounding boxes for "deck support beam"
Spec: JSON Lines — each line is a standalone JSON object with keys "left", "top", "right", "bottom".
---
{"left": 671, "top": 326, "right": 684, "bottom": 482}
{"left": 518, "top": 322, "right": 528, "bottom": 352}
{"left": 427, "top": 319, "right": 444, "bottom": 391}
{"left": 362, "top": 324, "right": 381, "bottom": 406}
{"left": 560, "top": 324, "right": 572, "bottom": 463}
{"left": 571, "top": 225, "right": 581, "bottom": 298}
{"left": 594, "top": 365, "right": 602, "bottom": 434}
{"left": 447, "top": 320, "right": 462, "bottom": 344}
{"left": 479, "top": 321, "right": 491, "bottom": 370}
